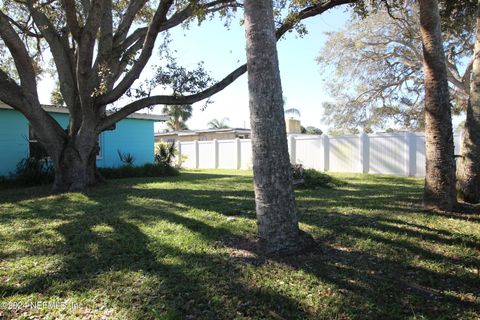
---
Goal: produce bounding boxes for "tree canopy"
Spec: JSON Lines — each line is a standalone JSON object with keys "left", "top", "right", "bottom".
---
{"left": 162, "top": 104, "right": 193, "bottom": 131}
{"left": 0, "top": 0, "right": 365, "bottom": 191}
{"left": 207, "top": 117, "right": 230, "bottom": 129}
{"left": 317, "top": 0, "right": 473, "bottom": 133}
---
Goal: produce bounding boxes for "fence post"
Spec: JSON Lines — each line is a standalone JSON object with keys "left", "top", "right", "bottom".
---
{"left": 288, "top": 135, "right": 296, "bottom": 164}
{"left": 194, "top": 140, "right": 199, "bottom": 169}
{"left": 406, "top": 132, "right": 416, "bottom": 176}
{"left": 322, "top": 134, "right": 330, "bottom": 172}
{"left": 176, "top": 141, "right": 182, "bottom": 167}
{"left": 359, "top": 133, "right": 369, "bottom": 173}
{"left": 213, "top": 139, "right": 219, "bottom": 169}
{"left": 235, "top": 138, "right": 241, "bottom": 169}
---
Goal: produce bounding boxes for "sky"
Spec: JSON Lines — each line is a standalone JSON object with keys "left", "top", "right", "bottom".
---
{"left": 37, "top": 6, "right": 351, "bottom": 133}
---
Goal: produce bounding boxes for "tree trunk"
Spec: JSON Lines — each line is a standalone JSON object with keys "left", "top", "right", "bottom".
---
{"left": 457, "top": 1, "right": 480, "bottom": 204}
{"left": 51, "top": 133, "right": 100, "bottom": 192}
{"left": 244, "top": 0, "right": 309, "bottom": 254}
{"left": 419, "top": 0, "right": 457, "bottom": 211}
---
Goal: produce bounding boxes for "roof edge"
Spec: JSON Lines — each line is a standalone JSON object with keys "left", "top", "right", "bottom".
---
{"left": 155, "top": 128, "right": 251, "bottom": 136}
{"left": 0, "top": 102, "right": 168, "bottom": 122}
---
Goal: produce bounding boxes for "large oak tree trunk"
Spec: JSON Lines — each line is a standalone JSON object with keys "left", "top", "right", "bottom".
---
{"left": 51, "top": 132, "right": 100, "bottom": 192}
{"left": 457, "top": 1, "right": 480, "bottom": 204}
{"left": 419, "top": 0, "right": 457, "bottom": 211}
{"left": 244, "top": 0, "right": 308, "bottom": 254}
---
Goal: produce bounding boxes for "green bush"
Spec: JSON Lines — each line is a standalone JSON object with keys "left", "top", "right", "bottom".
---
{"left": 9, "top": 157, "right": 55, "bottom": 186}
{"left": 155, "top": 142, "right": 176, "bottom": 167}
{"left": 0, "top": 176, "right": 9, "bottom": 189}
{"left": 292, "top": 164, "right": 345, "bottom": 189}
{"left": 99, "top": 163, "right": 179, "bottom": 179}
{"left": 302, "top": 168, "right": 346, "bottom": 189}
{"left": 2, "top": 157, "right": 179, "bottom": 188}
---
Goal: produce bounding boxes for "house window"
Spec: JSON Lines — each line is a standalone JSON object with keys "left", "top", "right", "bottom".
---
{"left": 28, "top": 126, "right": 49, "bottom": 159}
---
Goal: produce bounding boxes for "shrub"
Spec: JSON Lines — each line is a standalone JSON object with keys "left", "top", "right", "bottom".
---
{"left": 155, "top": 142, "right": 176, "bottom": 167}
{"left": 9, "top": 157, "right": 55, "bottom": 186}
{"left": 292, "top": 164, "right": 345, "bottom": 189}
{"left": 99, "top": 163, "right": 179, "bottom": 179}
{"left": 302, "top": 169, "right": 346, "bottom": 188}
{"left": 0, "top": 176, "right": 9, "bottom": 189}
{"left": 291, "top": 164, "right": 305, "bottom": 180}
{"left": 3, "top": 157, "right": 179, "bottom": 188}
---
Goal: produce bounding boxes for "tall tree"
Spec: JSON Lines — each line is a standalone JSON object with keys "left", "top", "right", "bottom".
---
{"left": 0, "top": 0, "right": 354, "bottom": 192}
{"left": 162, "top": 104, "right": 192, "bottom": 131}
{"left": 244, "top": 0, "right": 311, "bottom": 254}
{"left": 418, "top": 0, "right": 457, "bottom": 210}
{"left": 457, "top": 1, "right": 480, "bottom": 204}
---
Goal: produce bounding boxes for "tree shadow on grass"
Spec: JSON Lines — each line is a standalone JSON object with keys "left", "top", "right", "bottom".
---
{"left": 0, "top": 192, "right": 312, "bottom": 319}
{"left": 220, "top": 225, "right": 479, "bottom": 319}
{"left": 1, "top": 172, "right": 479, "bottom": 319}
{"left": 115, "top": 175, "right": 479, "bottom": 318}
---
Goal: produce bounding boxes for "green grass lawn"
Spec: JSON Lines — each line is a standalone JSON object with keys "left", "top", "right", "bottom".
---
{"left": 0, "top": 170, "right": 478, "bottom": 319}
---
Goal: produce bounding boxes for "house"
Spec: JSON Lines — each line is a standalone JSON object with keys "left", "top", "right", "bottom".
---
{"left": 0, "top": 103, "right": 167, "bottom": 176}
{"left": 155, "top": 128, "right": 252, "bottom": 143}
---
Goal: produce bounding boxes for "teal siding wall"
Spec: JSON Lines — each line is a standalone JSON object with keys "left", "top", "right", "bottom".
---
{"left": 0, "top": 109, "right": 155, "bottom": 176}
{"left": 100, "top": 118, "right": 155, "bottom": 168}
{"left": 0, "top": 109, "right": 29, "bottom": 176}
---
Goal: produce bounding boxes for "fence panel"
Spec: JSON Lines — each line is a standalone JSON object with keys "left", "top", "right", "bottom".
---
{"left": 198, "top": 141, "right": 215, "bottom": 168}
{"left": 181, "top": 141, "right": 196, "bottom": 168}
{"left": 218, "top": 140, "right": 236, "bottom": 169}
{"left": 369, "top": 133, "right": 408, "bottom": 176}
{"left": 294, "top": 136, "right": 323, "bottom": 170}
{"left": 240, "top": 139, "right": 253, "bottom": 169}
{"left": 178, "top": 131, "right": 464, "bottom": 176}
{"left": 329, "top": 135, "right": 360, "bottom": 173}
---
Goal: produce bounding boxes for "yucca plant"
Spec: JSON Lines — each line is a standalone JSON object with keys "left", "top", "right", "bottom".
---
{"left": 117, "top": 150, "right": 136, "bottom": 167}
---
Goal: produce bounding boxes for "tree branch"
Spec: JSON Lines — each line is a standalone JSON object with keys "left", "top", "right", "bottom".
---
{"left": 113, "top": 0, "right": 149, "bottom": 47}
{"left": 76, "top": 0, "right": 105, "bottom": 109}
{"left": 98, "top": 64, "right": 247, "bottom": 131}
{"left": 0, "top": 68, "right": 30, "bottom": 113}
{"left": 28, "top": 4, "right": 77, "bottom": 109}
{"left": 96, "top": 0, "right": 175, "bottom": 106}
{"left": 61, "top": 0, "right": 82, "bottom": 40}
{"left": 98, "top": 0, "right": 353, "bottom": 131}
{"left": 0, "top": 9, "right": 39, "bottom": 105}
{"left": 275, "top": 0, "right": 354, "bottom": 39}
{"left": 98, "top": 0, "right": 240, "bottom": 106}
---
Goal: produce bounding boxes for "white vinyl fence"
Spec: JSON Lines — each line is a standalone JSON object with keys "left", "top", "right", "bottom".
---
{"left": 177, "top": 132, "right": 462, "bottom": 177}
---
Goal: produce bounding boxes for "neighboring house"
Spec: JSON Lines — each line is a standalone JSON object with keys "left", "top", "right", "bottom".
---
{"left": 155, "top": 128, "right": 252, "bottom": 143}
{"left": 155, "top": 118, "right": 307, "bottom": 143}
{"left": 0, "top": 103, "right": 167, "bottom": 176}
{"left": 285, "top": 117, "right": 302, "bottom": 134}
